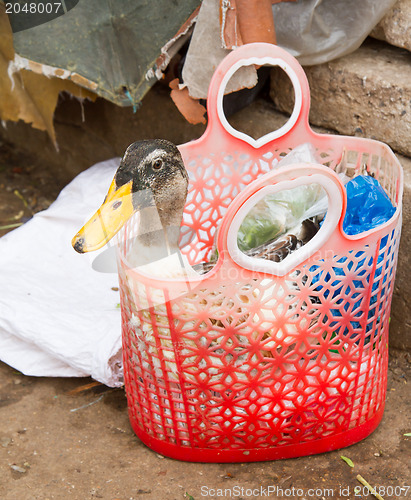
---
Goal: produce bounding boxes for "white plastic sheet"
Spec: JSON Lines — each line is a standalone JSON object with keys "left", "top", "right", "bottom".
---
{"left": 182, "top": 0, "right": 397, "bottom": 99}
{"left": 0, "top": 159, "right": 124, "bottom": 387}
{"left": 272, "top": 0, "right": 397, "bottom": 66}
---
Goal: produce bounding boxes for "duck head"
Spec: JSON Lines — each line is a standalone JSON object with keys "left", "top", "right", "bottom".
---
{"left": 72, "top": 139, "right": 188, "bottom": 253}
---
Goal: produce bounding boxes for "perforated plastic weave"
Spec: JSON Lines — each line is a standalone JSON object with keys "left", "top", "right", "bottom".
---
{"left": 118, "top": 44, "right": 403, "bottom": 462}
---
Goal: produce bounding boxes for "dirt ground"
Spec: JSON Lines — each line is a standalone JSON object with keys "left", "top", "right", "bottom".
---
{"left": 0, "top": 351, "right": 409, "bottom": 500}
{"left": 0, "top": 136, "right": 410, "bottom": 500}
{"left": 0, "top": 139, "right": 70, "bottom": 239}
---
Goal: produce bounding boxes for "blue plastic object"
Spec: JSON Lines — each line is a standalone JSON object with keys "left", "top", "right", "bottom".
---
{"left": 310, "top": 175, "right": 396, "bottom": 343}
{"left": 343, "top": 175, "right": 395, "bottom": 235}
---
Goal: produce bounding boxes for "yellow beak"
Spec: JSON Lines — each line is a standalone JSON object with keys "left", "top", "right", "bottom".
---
{"left": 72, "top": 179, "right": 134, "bottom": 253}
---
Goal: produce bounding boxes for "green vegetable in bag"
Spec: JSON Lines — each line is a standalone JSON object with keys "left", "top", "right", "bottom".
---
{"left": 237, "top": 183, "right": 325, "bottom": 252}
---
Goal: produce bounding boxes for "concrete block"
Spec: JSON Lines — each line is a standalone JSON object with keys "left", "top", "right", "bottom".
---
{"left": 371, "top": 0, "right": 411, "bottom": 52}
{"left": 270, "top": 39, "right": 411, "bottom": 157}
{"left": 392, "top": 153, "right": 411, "bottom": 351}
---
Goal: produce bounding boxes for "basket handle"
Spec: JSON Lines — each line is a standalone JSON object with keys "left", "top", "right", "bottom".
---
{"left": 216, "top": 163, "right": 346, "bottom": 277}
{"left": 206, "top": 42, "right": 311, "bottom": 148}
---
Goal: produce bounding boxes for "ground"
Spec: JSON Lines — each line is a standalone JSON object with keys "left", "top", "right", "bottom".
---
{"left": 0, "top": 139, "right": 69, "bottom": 239}
{"left": 1, "top": 352, "right": 410, "bottom": 500}
{"left": 0, "top": 136, "right": 410, "bottom": 500}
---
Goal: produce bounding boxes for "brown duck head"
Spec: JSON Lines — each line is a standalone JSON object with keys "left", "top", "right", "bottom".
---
{"left": 72, "top": 139, "right": 189, "bottom": 253}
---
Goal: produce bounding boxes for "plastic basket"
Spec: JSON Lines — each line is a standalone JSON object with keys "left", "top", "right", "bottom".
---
{"left": 118, "top": 43, "right": 403, "bottom": 462}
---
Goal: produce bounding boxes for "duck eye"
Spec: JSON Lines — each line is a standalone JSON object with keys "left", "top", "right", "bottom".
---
{"left": 112, "top": 201, "right": 122, "bottom": 210}
{"left": 152, "top": 159, "right": 163, "bottom": 170}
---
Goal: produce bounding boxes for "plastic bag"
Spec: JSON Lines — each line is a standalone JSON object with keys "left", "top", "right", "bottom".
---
{"left": 272, "top": 0, "right": 397, "bottom": 66}
{"left": 311, "top": 235, "right": 390, "bottom": 345}
{"left": 237, "top": 183, "right": 324, "bottom": 252}
{"left": 237, "top": 144, "right": 396, "bottom": 255}
{"left": 343, "top": 175, "right": 396, "bottom": 235}
{"left": 237, "top": 143, "right": 325, "bottom": 252}
{"left": 310, "top": 175, "right": 396, "bottom": 343}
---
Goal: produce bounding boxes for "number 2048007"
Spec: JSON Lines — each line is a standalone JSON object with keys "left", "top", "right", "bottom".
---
{"left": 354, "top": 485, "right": 410, "bottom": 497}
{"left": 5, "top": 3, "right": 63, "bottom": 14}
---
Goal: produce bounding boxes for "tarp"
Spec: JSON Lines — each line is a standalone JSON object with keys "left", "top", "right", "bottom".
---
{"left": 0, "top": 3, "right": 97, "bottom": 146}
{"left": 6, "top": 0, "right": 200, "bottom": 106}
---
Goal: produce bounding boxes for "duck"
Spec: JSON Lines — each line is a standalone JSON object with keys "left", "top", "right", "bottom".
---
{"left": 72, "top": 139, "right": 197, "bottom": 277}
{"left": 72, "top": 139, "right": 318, "bottom": 275}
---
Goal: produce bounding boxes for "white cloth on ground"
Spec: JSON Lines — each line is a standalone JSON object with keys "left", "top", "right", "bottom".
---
{"left": 0, "top": 158, "right": 124, "bottom": 387}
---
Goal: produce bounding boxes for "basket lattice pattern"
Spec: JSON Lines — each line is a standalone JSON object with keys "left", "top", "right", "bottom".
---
{"left": 119, "top": 140, "right": 401, "bottom": 455}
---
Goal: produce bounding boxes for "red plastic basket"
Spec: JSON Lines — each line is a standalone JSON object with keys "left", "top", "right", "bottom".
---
{"left": 118, "top": 43, "right": 403, "bottom": 462}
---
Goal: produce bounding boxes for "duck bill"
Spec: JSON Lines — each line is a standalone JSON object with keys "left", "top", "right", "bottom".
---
{"left": 72, "top": 179, "right": 134, "bottom": 253}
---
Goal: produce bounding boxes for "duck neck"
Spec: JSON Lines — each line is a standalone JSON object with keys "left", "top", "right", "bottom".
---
{"left": 137, "top": 205, "right": 182, "bottom": 254}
